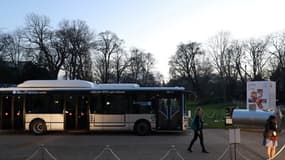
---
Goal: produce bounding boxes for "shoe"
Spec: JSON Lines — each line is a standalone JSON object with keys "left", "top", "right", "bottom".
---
{"left": 202, "top": 150, "right": 209, "bottom": 153}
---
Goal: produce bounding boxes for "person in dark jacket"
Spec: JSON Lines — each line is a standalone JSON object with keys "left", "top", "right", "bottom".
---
{"left": 187, "top": 107, "right": 208, "bottom": 153}
{"left": 263, "top": 115, "right": 278, "bottom": 159}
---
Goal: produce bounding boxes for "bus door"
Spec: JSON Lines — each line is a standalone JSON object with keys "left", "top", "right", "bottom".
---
{"left": 13, "top": 96, "right": 24, "bottom": 129}
{"left": 65, "top": 95, "right": 89, "bottom": 130}
{"left": 157, "top": 95, "right": 182, "bottom": 130}
{"left": 65, "top": 95, "right": 76, "bottom": 129}
{"left": 1, "top": 95, "right": 12, "bottom": 129}
{"left": 77, "top": 96, "right": 89, "bottom": 130}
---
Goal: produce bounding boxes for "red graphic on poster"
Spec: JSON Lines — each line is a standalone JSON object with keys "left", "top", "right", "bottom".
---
{"left": 256, "top": 89, "right": 264, "bottom": 109}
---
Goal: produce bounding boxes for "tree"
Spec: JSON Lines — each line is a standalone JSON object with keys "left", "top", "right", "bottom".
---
{"left": 124, "top": 48, "right": 157, "bottom": 86}
{"left": 20, "top": 61, "right": 52, "bottom": 81}
{"left": 0, "top": 31, "right": 25, "bottom": 66}
{"left": 169, "top": 42, "right": 203, "bottom": 95}
{"left": 0, "top": 33, "right": 14, "bottom": 60}
{"left": 93, "top": 31, "right": 123, "bottom": 83}
{"left": 58, "top": 20, "right": 94, "bottom": 80}
{"left": 245, "top": 38, "right": 270, "bottom": 80}
{"left": 270, "top": 32, "right": 285, "bottom": 70}
{"left": 208, "top": 32, "right": 231, "bottom": 78}
{"left": 224, "top": 40, "right": 248, "bottom": 100}
{"left": 208, "top": 32, "right": 239, "bottom": 101}
{"left": 111, "top": 49, "right": 129, "bottom": 83}
{"left": 0, "top": 31, "right": 7, "bottom": 53}
{"left": 268, "top": 32, "right": 285, "bottom": 103}
{"left": 127, "top": 48, "right": 143, "bottom": 82}
{"left": 141, "top": 52, "right": 155, "bottom": 85}
{"left": 0, "top": 58, "right": 18, "bottom": 83}
{"left": 22, "top": 13, "right": 67, "bottom": 79}
{"left": 227, "top": 40, "right": 248, "bottom": 84}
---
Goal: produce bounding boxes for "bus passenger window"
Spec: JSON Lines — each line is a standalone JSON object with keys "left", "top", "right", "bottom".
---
{"left": 132, "top": 101, "right": 152, "bottom": 114}
{"left": 90, "top": 95, "right": 103, "bottom": 114}
{"left": 103, "top": 95, "right": 126, "bottom": 114}
{"left": 25, "top": 95, "right": 63, "bottom": 113}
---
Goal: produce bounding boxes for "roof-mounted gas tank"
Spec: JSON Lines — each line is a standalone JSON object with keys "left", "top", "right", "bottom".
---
{"left": 17, "top": 80, "right": 95, "bottom": 88}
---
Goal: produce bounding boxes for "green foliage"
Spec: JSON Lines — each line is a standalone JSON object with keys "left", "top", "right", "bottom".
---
{"left": 186, "top": 102, "right": 285, "bottom": 129}
{"left": 186, "top": 102, "right": 246, "bottom": 128}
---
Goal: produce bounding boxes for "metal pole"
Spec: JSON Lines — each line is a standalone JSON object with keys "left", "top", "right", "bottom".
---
{"left": 41, "top": 146, "right": 44, "bottom": 160}
{"left": 234, "top": 143, "right": 237, "bottom": 160}
{"left": 229, "top": 144, "right": 232, "bottom": 160}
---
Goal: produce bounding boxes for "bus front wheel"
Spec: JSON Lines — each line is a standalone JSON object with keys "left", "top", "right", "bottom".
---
{"left": 30, "top": 119, "right": 47, "bottom": 135}
{"left": 135, "top": 121, "right": 150, "bottom": 136}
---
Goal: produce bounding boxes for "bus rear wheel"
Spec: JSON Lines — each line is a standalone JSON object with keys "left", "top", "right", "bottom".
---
{"left": 30, "top": 119, "right": 47, "bottom": 135}
{"left": 135, "top": 121, "right": 150, "bottom": 136}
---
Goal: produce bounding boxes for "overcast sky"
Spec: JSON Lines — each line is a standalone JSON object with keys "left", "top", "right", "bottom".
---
{"left": 1, "top": 0, "right": 285, "bottom": 80}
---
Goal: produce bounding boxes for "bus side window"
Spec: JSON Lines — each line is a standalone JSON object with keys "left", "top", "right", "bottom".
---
{"left": 49, "top": 95, "right": 64, "bottom": 113}
{"left": 90, "top": 95, "right": 103, "bottom": 114}
{"left": 26, "top": 95, "right": 48, "bottom": 113}
{"left": 25, "top": 95, "right": 63, "bottom": 113}
{"left": 103, "top": 95, "right": 126, "bottom": 114}
{"left": 130, "top": 95, "right": 153, "bottom": 114}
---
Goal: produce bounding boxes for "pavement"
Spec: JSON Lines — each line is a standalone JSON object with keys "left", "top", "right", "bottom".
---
{"left": 0, "top": 129, "right": 284, "bottom": 160}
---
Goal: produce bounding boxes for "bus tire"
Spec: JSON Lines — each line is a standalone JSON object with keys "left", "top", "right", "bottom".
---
{"left": 135, "top": 120, "right": 151, "bottom": 136}
{"left": 30, "top": 119, "right": 47, "bottom": 135}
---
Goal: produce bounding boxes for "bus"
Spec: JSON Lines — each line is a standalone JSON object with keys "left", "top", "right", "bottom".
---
{"left": 0, "top": 80, "right": 189, "bottom": 135}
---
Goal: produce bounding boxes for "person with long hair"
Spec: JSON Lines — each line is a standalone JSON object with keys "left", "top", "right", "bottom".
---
{"left": 187, "top": 107, "right": 209, "bottom": 153}
{"left": 263, "top": 115, "right": 278, "bottom": 159}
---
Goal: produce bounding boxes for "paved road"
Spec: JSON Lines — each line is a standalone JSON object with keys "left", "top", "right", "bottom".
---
{"left": 0, "top": 129, "right": 284, "bottom": 160}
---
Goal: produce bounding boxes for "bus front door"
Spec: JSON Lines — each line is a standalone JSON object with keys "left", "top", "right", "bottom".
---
{"left": 157, "top": 97, "right": 181, "bottom": 130}
{"left": 65, "top": 95, "right": 89, "bottom": 130}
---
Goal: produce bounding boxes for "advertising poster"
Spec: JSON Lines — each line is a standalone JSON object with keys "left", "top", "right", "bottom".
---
{"left": 247, "top": 81, "right": 276, "bottom": 111}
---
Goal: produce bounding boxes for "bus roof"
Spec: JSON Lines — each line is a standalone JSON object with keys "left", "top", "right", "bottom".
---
{"left": 0, "top": 80, "right": 185, "bottom": 92}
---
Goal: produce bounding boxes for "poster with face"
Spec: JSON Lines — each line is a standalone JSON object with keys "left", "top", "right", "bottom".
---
{"left": 247, "top": 81, "right": 276, "bottom": 111}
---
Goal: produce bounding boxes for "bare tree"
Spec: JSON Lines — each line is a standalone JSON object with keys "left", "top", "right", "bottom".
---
{"left": 208, "top": 32, "right": 239, "bottom": 101}
{"left": 127, "top": 48, "right": 143, "bottom": 82}
{"left": 22, "top": 13, "right": 62, "bottom": 79}
{"left": 0, "top": 32, "right": 3, "bottom": 53}
{"left": 58, "top": 20, "right": 94, "bottom": 80}
{"left": 123, "top": 48, "right": 157, "bottom": 85}
{"left": 245, "top": 38, "right": 270, "bottom": 80}
{"left": 141, "top": 52, "right": 155, "bottom": 85}
{"left": 1, "top": 31, "right": 26, "bottom": 66}
{"left": 111, "top": 49, "right": 129, "bottom": 83}
{"left": 0, "top": 33, "right": 13, "bottom": 60}
{"left": 208, "top": 32, "right": 231, "bottom": 78}
{"left": 268, "top": 32, "right": 285, "bottom": 99}
{"left": 169, "top": 42, "right": 203, "bottom": 95}
{"left": 270, "top": 32, "right": 285, "bottom": 70}
{"left": 227, "top": 40, "right": 248, "bottom": 84}
{"left": 93, "top": 31, "right": 123, "bottom": 83}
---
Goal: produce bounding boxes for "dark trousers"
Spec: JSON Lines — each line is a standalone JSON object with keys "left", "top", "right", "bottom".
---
{"left": 188, "top": 130, "right": 206, "bottom": 151}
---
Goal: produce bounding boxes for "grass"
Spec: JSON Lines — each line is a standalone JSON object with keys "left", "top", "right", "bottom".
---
{"left": 186, "top": 102, "right": 285, "bottom": 129}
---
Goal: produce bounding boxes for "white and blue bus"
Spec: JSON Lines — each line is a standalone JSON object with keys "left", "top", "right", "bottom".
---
{"left": 0, "top": 80, "right": 188, "bottom": 135}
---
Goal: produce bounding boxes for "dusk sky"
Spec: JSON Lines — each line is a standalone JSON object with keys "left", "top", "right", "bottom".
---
{"left": 1, "top": 0, "right": 285, "bottom": 80}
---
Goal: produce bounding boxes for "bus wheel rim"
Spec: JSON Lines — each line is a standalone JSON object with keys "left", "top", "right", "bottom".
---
{"left": 33, "top": 122, "right": 43, "bottom": 134}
